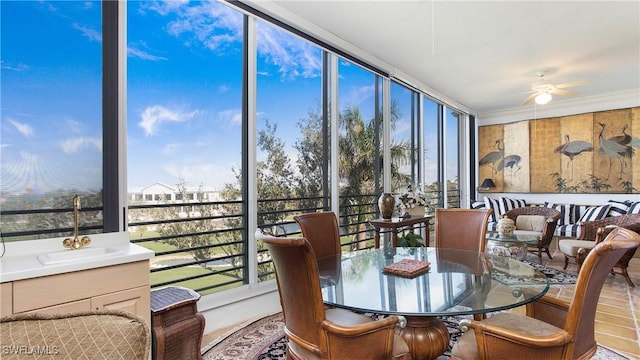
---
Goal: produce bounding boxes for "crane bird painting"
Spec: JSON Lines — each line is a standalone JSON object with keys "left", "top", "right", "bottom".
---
{"left": 597, "top": 122, "right": 635, "bottom": 180}
{"left": 479, "top": 139, "right": 504, "bottom": 174}
{"left": 554, "top": 134, "right": 593, "bottom": 180}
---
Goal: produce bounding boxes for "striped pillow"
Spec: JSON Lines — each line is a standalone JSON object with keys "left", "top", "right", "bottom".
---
{"left": 545, "top": 202, "right": 576, "bottom": 226}
{"left": 627, "top": 202, "right": 640, "bottom": 214}
{"left": 606, "top": 200, "right": 630, "bottom": 217}
{"left": 484, "top": 197, "right": 503, "bottom": 222}
{"left": 500, "top": 196, "right": 527, "bottom": 213}
{"left": 470, "top": 201, "right": 485, "bottom": 209}
{"left": 578, "top": 205, "right": 611, "bottom": 222}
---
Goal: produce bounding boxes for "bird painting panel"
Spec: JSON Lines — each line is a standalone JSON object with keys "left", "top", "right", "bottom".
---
{"left": 530, "top": 117, "right": 560, "bottom": 193}
{"left": 594, "top": 109, "right": 638, "bottom": 192}
{"left": 478, "top": 124, "right": 504, "bottom": 191}
{"left": 501, "top": 121, "right": 529, "bottom": 192}
{"left": 632, "top": 108, "right": 640, "bottom": 187}
{"left": 554, "top": 113, "right": 594, "bottom": 186}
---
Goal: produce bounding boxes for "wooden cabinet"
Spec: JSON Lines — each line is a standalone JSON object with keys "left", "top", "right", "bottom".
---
{"left": 1, "top": 260, "right": 150, "bottom": 325}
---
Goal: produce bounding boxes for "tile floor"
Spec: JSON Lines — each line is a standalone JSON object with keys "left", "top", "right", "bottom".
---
{"left": 201, "top": 243, "right": 640, "bottom": 359}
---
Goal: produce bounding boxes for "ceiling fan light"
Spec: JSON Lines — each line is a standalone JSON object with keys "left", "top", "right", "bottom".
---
{"left": 535, "top": 92, "right": 552, "bottom": 105}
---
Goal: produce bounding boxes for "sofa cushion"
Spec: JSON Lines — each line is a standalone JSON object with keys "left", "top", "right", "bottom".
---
{"left": 559, "top": 239, "right": 595, "bottom": 256}
{"left": 606, "top": 200, "right": 630, "bottom": 217}
{"left": 556, "top": 223, "right": 581, "bottom": 238}
{"left": 470, "top": 200, "right": 485, "bottom": 209}
{"left": 515, "top": 215, "right": 546, "bottom": 232}
{"left": 484, "top": 197, "right": 503, "bottom": 222}
{"left": 500, "top": 196, "right": 527, "bottom": 213}
{"left": 578, "top": 205, "right": 611, "bottom": 222}
{"left": 627, "top": 201, "right": 640, "bottom": 214}
{"left": 545, "top": 202, "right": 576, "bottom": 226}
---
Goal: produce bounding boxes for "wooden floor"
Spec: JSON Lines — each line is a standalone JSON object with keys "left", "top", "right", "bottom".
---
{"left": 201, "top": 242, "right": 640, "bottom": 359}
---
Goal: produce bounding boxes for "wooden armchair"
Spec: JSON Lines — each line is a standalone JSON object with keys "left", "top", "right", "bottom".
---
{"left": 502, "top": 206, "right": 561, "bottom": 263}
{"left": 256, "top": 230, "right": 411, "bottom": 360}
{"left": 575, "top": 214, "right": 640, "bottom": 286}
{"left": 450, "top": 227, "right": 640, "bottom": 360}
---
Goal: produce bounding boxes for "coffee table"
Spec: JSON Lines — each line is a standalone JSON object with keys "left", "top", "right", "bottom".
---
{"left": 486, "top": 232, "right": 539, "bottom": 261}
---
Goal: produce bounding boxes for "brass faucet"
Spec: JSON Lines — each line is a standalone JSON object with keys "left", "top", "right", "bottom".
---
{"left": 63, "top": 195, "right": 91, "bottom": 250}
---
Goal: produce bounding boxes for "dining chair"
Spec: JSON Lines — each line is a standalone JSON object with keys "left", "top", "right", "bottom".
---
{"left": 0, "top": 309, "right": 150, "bottom": 360}
{"left": 255, "top": 230, "right": 412, "bottom": 360}
{"left": 294, "top": 211, "right": 342, "bottom": 260}
{"left": 434, "top": 208, "right": 492, "bottom": 252}
{"left": 450, "top": 227, "right": 640, "bottom": 360}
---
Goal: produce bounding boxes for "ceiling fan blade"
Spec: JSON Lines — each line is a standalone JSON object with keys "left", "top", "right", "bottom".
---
{"left": 549, "top": 88, "right": 575, "bottom": 96}
{"left": 521, "top": 92, "right": 538, "bottom": 105}
{"left": 554, "top": 80, "right": 589, "bottom": 89}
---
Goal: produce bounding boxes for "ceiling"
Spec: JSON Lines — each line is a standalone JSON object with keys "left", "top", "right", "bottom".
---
{"left": 258, "top": 1, "right": 640, "bottom": 116}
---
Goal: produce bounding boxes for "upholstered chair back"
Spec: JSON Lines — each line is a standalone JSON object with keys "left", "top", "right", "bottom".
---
{"left": 434, "top": 208, "right": 492, "bottom": 252}
{"left": 294, "top": 212, "right": 342, "bottom": 260}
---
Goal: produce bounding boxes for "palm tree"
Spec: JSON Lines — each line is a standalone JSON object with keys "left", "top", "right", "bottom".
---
{"left": 338, "top": 100, "right": 411, "bottom": 247}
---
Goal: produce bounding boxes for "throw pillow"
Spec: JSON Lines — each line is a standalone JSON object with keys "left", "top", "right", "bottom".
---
{"left": 606, "top": 200, "right": 630, "bottom": 217}
{"left": 578, "top": 205, "right": 611, "bottom": 223}
{"left": 627, "top": 202, "right": 640, "bottom": 214}
{"left": 470, "top": 200, "right": 485, "bottom": 209}
{"left": 484, "top": 197, "right": 502, "bottom": 222}
{"left": 545, "top": 202, "right": 576, "bottom": 226}
{"left": 500, "top": 196, "right": 526, "bottom": 214}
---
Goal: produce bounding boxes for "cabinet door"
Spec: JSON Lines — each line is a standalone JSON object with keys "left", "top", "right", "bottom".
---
{"left": 1, "top": 282, "right": 13, "bottom": 316}
{"left": 91, "top": 285, "right": 150, "bottom": 325}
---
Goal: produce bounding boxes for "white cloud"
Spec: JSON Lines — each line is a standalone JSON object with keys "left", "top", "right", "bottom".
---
{"left": 1, "top": 61, "right": 29, "bottom": 72}
{"left": 139, "top": 105, "right": 199, "bottom": 136}
{"left": 73, "top": 23, "right": 101, "bottom": 42}
{"left": 164, "top": 163, "right": 236, "bottom": 189}
{"left": 61, "top": 137, "right": 102, "bottom": 153}
{"left": 8, "top": 119, "right": 33, "bottom": 137}
{"left": 127, "top": 46, "right": 167, "bottom": 61}
{"left": 344, "top": 85, "right": 375, "bottom": 108}
{"left": 163, "top": 143, "right": 181, "bottom": 154}
{"left": 217, "top": 109, "right": 241, "bottom": 126}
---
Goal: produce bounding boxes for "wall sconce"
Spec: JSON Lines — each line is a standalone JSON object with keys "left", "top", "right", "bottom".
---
{"left": 479, "top": 178, "right": 496, "bottom": 191}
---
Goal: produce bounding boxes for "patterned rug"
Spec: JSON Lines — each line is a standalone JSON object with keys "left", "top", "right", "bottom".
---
{"left": 202, "top": 312, "right": 629, "bottom": 360}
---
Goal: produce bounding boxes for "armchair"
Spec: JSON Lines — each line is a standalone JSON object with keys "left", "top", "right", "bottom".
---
{"left": 256, "top": 230, "right": 411, "bottom": 360}
{"left": 502, "top": 206, "right": 561, "bottom": 263}
{"left": 450, "top": 227, "right": 640, "bottom": 360}
{"left": 574, "top": 214, "right": 640, "bottom": 286}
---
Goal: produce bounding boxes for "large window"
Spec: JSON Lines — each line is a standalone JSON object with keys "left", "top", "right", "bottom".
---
{"left": 1, "top": 0, "right": 469, "bottom": 295}
{"left": 1, "top": 1, "right": 104, "bottom": 241}
{"left": 126, "top": 1, "right": 245, "bottom": 293}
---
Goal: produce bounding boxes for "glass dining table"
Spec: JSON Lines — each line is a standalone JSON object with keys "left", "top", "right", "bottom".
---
{"left": 318, "top": 247, "right": 549, "bottom": 360}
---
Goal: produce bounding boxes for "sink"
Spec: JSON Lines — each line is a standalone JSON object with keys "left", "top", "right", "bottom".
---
{"left": 37, "top": 247, "right": 123, "bottom": 265}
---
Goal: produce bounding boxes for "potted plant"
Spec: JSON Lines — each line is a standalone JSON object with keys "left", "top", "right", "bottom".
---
{"left": 397, "top": 232, "right": 425, "bottom": 247}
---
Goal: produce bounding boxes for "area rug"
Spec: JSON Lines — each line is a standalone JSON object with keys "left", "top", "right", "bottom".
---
{"left": 522, "top": 258, "right": 577, "bottom": 285}
{"left": 202, "top": 312, "right": 629, "bottom": 360}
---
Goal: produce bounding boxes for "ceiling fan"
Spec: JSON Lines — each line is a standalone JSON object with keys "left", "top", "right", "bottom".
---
{"left": 521, "top": 72, "right": 588, "bottom": 105}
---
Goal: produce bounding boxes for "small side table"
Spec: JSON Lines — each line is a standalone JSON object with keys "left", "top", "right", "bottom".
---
{"left": 151, "top": 286, "right": 205, "bottom": 360}
{"left": 370, "top": 215, "right": 433, "bottom": 248}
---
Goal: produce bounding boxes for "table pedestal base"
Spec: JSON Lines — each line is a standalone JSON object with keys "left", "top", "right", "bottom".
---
{"left": 401, "top": 316, "right": 450, "bottom": 360}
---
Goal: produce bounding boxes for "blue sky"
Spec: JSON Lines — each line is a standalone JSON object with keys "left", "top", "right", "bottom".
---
{"left": 1, "top": 0, "right": 443, "bottom": 198}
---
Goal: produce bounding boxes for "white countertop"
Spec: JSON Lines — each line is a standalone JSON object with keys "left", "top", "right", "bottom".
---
{"left": 0, "top": 232, "right": 154, "bottom": 282}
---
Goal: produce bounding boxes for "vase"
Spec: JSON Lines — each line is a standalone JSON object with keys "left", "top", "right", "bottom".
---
{"left": 378, "top": 193, "right": 395, "bottom": 220}
{"left": 497, "top": 216, "right": 516, "bottom": 237}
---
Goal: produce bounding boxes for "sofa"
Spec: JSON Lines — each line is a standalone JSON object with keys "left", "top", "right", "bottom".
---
{"left": 472, "top": 197, "right": 640, "bottom": 239}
